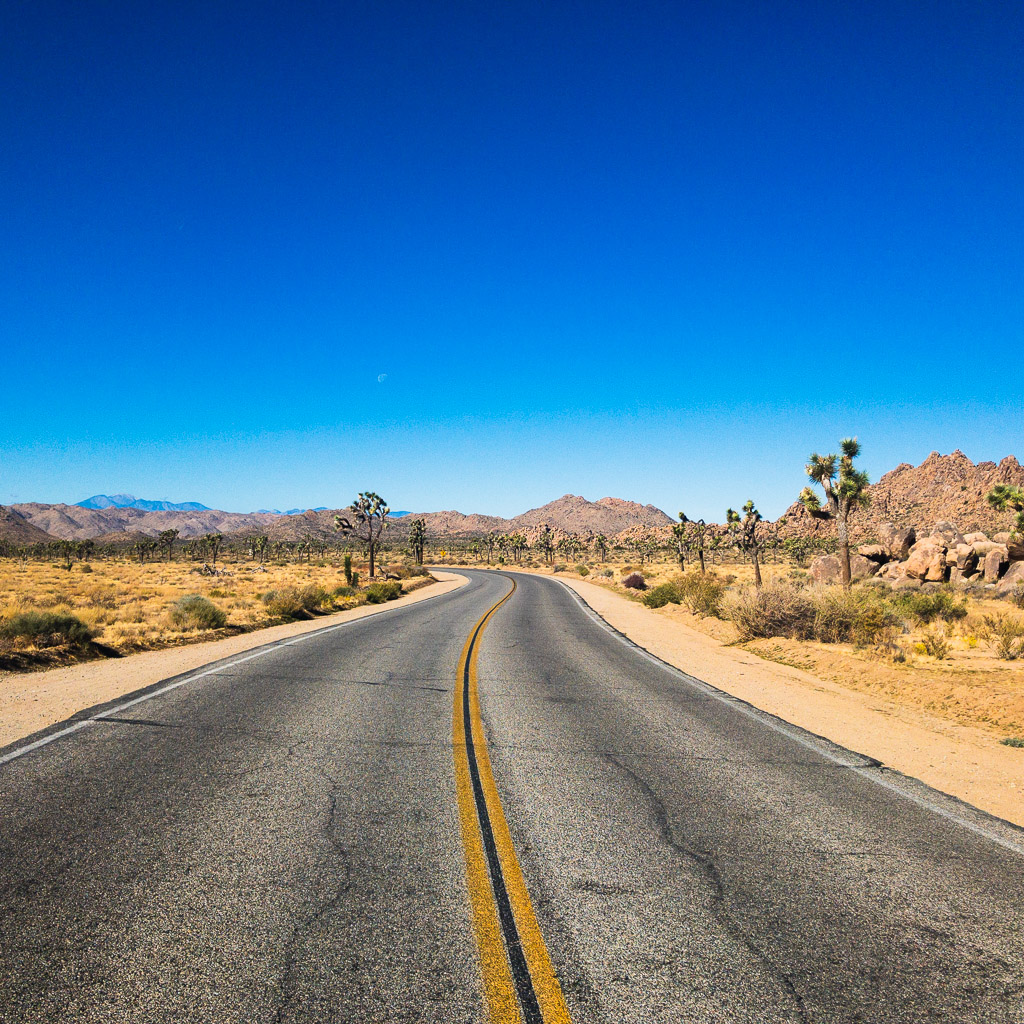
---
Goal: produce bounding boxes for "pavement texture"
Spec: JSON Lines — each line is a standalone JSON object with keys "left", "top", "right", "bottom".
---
{"left": 1, "top": 568, "right": 1022, "bottom": 1022}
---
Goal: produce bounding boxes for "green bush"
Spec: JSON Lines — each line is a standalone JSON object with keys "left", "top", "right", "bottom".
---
{"left": 979, "top": 612, "right": 1024, "bottom": 660}
{"left": 261, "top": 588, "right": 304, "bottom": 621}
{"left": 552, "top": 563, "right": 567, "bottom": 573}
{"left": 0, "top": 610, "right": 95, "bottom": 648}
{"left": 675, "top": 572, "right": 726, "bottom": 618}
{"left": 365, "top": 581, "right": 402, "bottom": 604}
{"left": 333, "top": 585, "right": 357, "bottom": 598}
{"left": 80, "top": 564, "right": 93, "bottom": 574}
{"left": 297, "top": 585, "right": 330, "bottom": 612}
{"left": 891, "top": 589, "right": 967, "bottom": 624}
{"left": 576, "top": 564, "right": 590, "bottom": 576}
{"left": 727, "top": 581, "right": 815, "bottom": 640}
{"left": 166, "top": 595, "right": 227, "bottom": 631}
{"left": 600, "top": 568, "right": 614, "bottom": 577}
{"left": 920, "top": 627, "right": 950, "bottom": 660}
{"left": 1001, "top": 736, "right": 1024, "bottom": 747}
{"left": 343, "top": 554, "right": 353, "bottom": 586}
{"left": 350, "top": 571, "right": 360, "bottom": 588}
{"left": 812, "top": 587, "right": 900, "bottom": 646}
{"left": 641, "top": 582, "right": 681, "bottom": 608}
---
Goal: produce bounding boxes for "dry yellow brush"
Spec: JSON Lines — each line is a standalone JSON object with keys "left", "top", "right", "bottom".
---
{"left": 0, "top": 557, "right": 425, "bottom": 664}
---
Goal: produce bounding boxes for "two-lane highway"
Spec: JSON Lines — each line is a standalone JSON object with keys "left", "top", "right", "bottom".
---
{"left": 1, "top": 569, "right": 1022, "bottom": 1022}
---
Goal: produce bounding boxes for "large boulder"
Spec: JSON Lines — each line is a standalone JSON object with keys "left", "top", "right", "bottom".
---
{"left": 878, "top": 560, "right": 910, "bottom": 583}
{"left": 964, "top": 532, "right": 989, "bottom": 545}
{"left": 983, "top": 545, "right": 1009, "bottom": 582}
{"left": 905, "top": 539, "right": 947, "bottom": 582}
{"left": 996, "top": 560, "right": 1024, "bottom": 595}
{"left": 809, "top": 553, "right": 879, "bottom": 584}
{"left": 951, "top": 543, "right": 978, "bottom": 572}
{"left": 877, "top": 523, "right": 916, "bottom": 561}
{"left": 972, "top": 540, "right": 1005, "bottom": 557}
{"left": 931, "top": 521, "right": 967, "bottom": 548}
{"left": 1009, "top": 537, "right": 1024, "bottom": 562}
{"left": 858, "top": 543, "right": 889, "bottom": 563}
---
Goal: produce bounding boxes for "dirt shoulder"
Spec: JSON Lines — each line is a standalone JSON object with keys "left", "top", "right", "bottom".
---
{"left": 0, "top": 572, "right": 468, "bottom": 750}
{"left": 521, "top": 569, "right": 1023, "bottom": 828}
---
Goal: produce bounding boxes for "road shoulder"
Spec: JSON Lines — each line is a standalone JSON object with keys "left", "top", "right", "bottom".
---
{"left": 0, "top": 572, "right": 468, "bottom": 749}
{"left": 542, "top": 572, "right": 1022, "bottom": 828}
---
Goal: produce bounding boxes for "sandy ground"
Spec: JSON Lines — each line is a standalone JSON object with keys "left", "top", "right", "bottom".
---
{"left": 550, "top": 574, "right": 1023, "bottom": 828}
{"left": 0, "top": 572, "right": 467, "bottom": 750}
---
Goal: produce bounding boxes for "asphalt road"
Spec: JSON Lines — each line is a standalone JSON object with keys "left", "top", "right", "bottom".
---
{"left": 1, "top": 569, "right": 1022, "bottom": 1022}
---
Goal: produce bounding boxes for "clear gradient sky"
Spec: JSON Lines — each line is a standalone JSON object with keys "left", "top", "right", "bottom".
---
{"left": 2, "top": 1, "right": 1022, "bottom": 519}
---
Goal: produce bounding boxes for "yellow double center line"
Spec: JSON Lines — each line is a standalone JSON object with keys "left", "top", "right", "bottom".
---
{"left": 453, "top": 577, "right": 573, "bottom": 1024}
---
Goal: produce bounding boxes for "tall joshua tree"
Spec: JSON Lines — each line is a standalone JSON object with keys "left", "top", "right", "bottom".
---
{"left": 536, "top": 523, "right": 555, "bottom": 564}
{"left": 672, "top": 515, "right": 690, "bottom": 571}
{"left": 726, "top": 500, "right": 764, "bottom": 587}
{"left": 593, "top": 534, "right": 609, "bottom": 562}
{"left": 687, "top": 516, "right": 708, "bottom": 574}
{"left": 800, "top": 438, "right": 870, "bottom": 588}
{"left": 335, "top": 492, "right": 390, "bottom": 579}
{"left": 987, "top": 484, "right": 1024, "bottom": 540}
{"left": 159, "top": 529, "right": 179, "bottom": 562}
{"left": 409, "top": 518, "right": 427, "bottom": 565}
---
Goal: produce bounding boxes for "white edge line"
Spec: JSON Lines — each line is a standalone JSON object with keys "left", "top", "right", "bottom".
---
{"left": 0, "top": 576, "right": 466, "bottom": 769}
{"left": 544, "top": 574, "right": 1024, "bottom": 859}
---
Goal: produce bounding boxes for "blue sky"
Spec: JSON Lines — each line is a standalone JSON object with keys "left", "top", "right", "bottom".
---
{"left": 2, "top": 1, "right": 1021, "bottom": 519}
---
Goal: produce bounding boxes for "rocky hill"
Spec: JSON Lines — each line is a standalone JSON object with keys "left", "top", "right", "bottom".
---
{"left": 780, "top": 451, "right": 1024, "bottom": 541}
{"left": 0, "top": 506, "right": 56, "bottom": 545}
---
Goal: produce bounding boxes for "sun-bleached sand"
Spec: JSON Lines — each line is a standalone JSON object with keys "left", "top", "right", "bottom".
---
{"left": 0, "top": 572, "right": 467, "bottom": 749}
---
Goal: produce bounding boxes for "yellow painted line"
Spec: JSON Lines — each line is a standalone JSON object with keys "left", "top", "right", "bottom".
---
{"left": 454, "top": 626, "right": 522, "bottom": 1020}
{"left": 454, "top": 577, "right": 573, "bottom": 1023}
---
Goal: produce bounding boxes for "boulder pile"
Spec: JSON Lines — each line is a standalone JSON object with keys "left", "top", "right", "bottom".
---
{"left": 810, "top": 521, "right": 1024, "bottom": 593}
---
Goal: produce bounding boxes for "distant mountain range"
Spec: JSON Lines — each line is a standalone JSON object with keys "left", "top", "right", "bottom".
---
{"left": 77, "top": 494, "right": 212, "bottom": 512}
{"left": 255, "top": 507, "right": 330, "bottom": 516}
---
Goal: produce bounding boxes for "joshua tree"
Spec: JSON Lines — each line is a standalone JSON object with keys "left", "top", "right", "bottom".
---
{"left": 510, "top": 531, "right": 528, "bottom": 563}
{"left": 203, "top": 533, "right": 224, "bottom": 569}
{"left": 987, "top": 484, "right": 1024, "bottom": 540}
{"left": 536, "top": 524, "right": 555, "bottom": 564}
{"left": 800, "top": 437, "right": 870, "bottom": 588}
{"left": 686, "top": 516, "right": 708, "bottom": 573}
{"left": 409, "top": 518, "right": 427, "bottom": 565}
{"left": 77, "top": 538, "right": 96, "bottom": 563}
{"left": 726, "top": 500, "right": 764, "bottom": 587}
{"left": 481, "top": 532, "right": 498, "bottom": 564}
{"left": 592, "top": 534, "right": 609, "bottom": 562}
{"left": 335, "top": 492, "right": 390, "bottom": 579}
{"left": 158, "top": 529, "right": 179, "bottom": 562}
{"left": 672, "top": 515, "right": 691, "bottom": 571}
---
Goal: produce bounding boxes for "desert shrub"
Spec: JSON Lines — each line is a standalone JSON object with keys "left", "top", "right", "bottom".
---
{"left": 80, "top": 564, "right": 93, "bottom": 573}
{"left": 920, "top": 627, "right": 950, "bottom": 660}
{"left": 641, "top": 582, "right": 681, "bottom": 609}
{"left": 891, "top": 589, "right": 967, "bottom": 624}
{"left": 812, "top": 588, "right": 900, "bottom": 646}
{"left": 297, "top": 585, "right": 330, "bottom": 612}
{"left": 0, "top": 610, "right": 95, "bottom": 649}
{"left": 365, "top": 581, "right": 402, "bottom": 604}
{"left": 601, "top": 568, "right": 613, "bottom": 577}
{"left": 333, "top": 585, "right": 357, "bottom": 597}
{"left": 622, "top": 572, "right": 646, "bottom": 590}
{"left": 576, "top": 564, "right": 590, "bottom": 576}
{"left": 676, "top": 571, "right": 726, "bottom": 618}
{"left": 166, "top": 595, "right": 227, "bottom": 631}
{"left": 409, "top": 565, "right": 429, "bottom": 577}
{"left": 552, "top": 563, "right": 567, "bottom": 573}
{"left": 1009, "top": 584, "right": 1024, "bottom": 610}
{"left": 350, "top": 571, "right": 360, "bottom": 588}
{"left": 261, "top": 588, "right": 304, "bottom": 620}
{"left": 979, "top": 612, "right": 1024, "bottom": 660}
{"left": 1001, "top": 737, "right": 1024, "bottom": 747}
{"left": 727, "top": 581, "right": 815, "bottom": 640}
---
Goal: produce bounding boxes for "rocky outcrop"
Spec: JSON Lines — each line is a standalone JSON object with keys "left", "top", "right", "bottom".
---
{"left": 809, "top": 553, "right": 880, "bottom": 584}
{"left": 905, "top": 538, "right": 947, "bottom": 582}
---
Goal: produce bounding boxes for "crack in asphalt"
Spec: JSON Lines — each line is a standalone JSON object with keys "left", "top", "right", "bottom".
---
{"left": 271, "top": 770, "right": 352, "bottom": 1024}
{"left": 602, "top": 752, "right": 811, "bottom": 1024}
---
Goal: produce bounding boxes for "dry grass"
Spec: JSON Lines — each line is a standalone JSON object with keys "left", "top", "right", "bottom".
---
{"left": 0, "top": 556, "right": 427, "bottom": 669}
